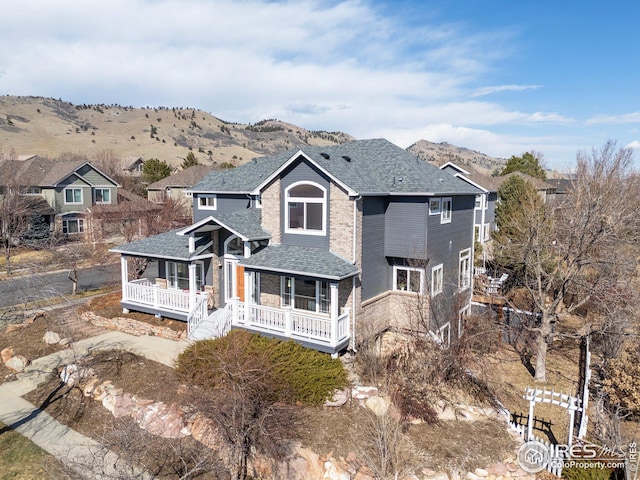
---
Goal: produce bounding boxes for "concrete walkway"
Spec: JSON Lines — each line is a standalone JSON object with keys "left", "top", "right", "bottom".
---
{"left": 0, "top": 330, "right": 190, "bottom": 479}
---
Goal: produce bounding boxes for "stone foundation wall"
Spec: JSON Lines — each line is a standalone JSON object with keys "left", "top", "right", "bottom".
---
{"left": 81, "top": 312, "right": 186, "bottom": 341}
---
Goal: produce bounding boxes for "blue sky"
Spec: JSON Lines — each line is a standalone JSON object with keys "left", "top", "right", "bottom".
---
{"left": 1, "top": 0, "right": 638, "bottom": 170}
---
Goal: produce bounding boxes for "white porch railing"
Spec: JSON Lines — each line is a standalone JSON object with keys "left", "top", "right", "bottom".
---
{"left": 124, "top": 278, "right": 206, "bottom": 313}
{"left": 228, "top": 299, "right": 350, "bottom": 349}
{"left": 187, "top": 295, "right": 209, "bottom": 335}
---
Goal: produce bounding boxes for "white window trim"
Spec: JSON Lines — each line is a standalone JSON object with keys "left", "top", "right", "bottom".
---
{"left": 284, "top": 181, "right": 327, "bottom": 236}
{"left": 458, "top": 306, "right": 469, "bottom": 338}
{"left": 474, "top": 195, "right": 483, "bottom": 210}
{"left": 280, "top": 276, "right": 330, "bottom": 315}
{"left": 64, "top": 187, "right": 83, "bottom": 205}
{"left": 458, "top": 248, "right": 471, "bottom": 290}
{"left": 198, "top": 195, "right": 217, "bottom": 210}
{"left": 94, "top": 188, "right": 111, "bottom": 204}
{"left": 166, "top": 260, "right": 204, "bottom": 291}
{"left": 429, "top": 198, "right": 441, "bottom": 215}
{"left": 431, "top": 263, "right": 443, "bottom": 297}
{"left": 393, "top": 266, "right": 424, "bottom": 293}
{"left": 483, "top": 223, "right": 490, "bottom": 242}
{"left": 441, "top": 197, "right": 452, "bottom": 224}
{"left": 438, "top": 322, "right": 451, "bottom": 348}
{"left": 62, "top": 218, "right": 84, "bottom": 234}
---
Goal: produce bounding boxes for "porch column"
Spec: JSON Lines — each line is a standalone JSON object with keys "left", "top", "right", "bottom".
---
{"left": 244, "top": 270, "right": 251, "bottom": 322}
{"left": 120, "top": 256, "right": 128, "bottom": 297}
{"left": 188, "top": 263, "right": 197, "bottom": 309}
{"left": 330, "top": 282, "right": 339, "bottom": 346}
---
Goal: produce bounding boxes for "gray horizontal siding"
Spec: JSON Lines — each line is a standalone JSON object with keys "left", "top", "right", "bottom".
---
{"left": 361, "top": 196, "right": 388, "bottom": 301}
{"left": 384, "top": 197, "right": 427, "bottom": 259}
{"left": 192, "top": 193, "right": 250, "bottom": 222}
{"left": 426, "top": 195, "right": 474, "bottom": 296}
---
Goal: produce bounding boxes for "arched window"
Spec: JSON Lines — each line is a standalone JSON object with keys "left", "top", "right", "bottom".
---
{"left": 285, "top": 182, "right": 326, "bottom": 235}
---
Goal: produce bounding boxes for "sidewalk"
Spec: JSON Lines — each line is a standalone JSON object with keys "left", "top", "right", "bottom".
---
{"left": 0, "top": 330, "right": 190, "bottom": 479}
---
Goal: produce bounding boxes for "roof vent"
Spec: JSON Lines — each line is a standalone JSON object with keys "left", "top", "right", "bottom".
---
{"left": 342, "top": 155, "right": 351, "bottom": 162}
{"left": 320, "top": 152, "right": 330, "bottom": 159}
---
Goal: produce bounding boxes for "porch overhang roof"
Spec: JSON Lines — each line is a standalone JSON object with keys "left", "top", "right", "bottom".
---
{"left": 178, "top": 209, "right": 270, "bottom": 242}
{"left": 110, "top": 229, "right": 212, "bottom": 261}
{"left": 239, "top": 244, "right": 359, "bottom": 281}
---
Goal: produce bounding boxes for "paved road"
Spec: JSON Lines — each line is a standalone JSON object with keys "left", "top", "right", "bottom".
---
{"left": 0, "top": 263, "right": 158, "bottom": 309}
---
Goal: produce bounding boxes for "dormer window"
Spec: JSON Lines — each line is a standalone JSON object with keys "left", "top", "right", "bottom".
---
{"left": 285, "top": 182, "right": 326, "bottom": 235}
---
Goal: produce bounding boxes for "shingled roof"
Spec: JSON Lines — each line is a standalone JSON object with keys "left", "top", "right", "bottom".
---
{"left": 147, "top": 165, "right": 215, "bottom": 190}
{"left": 240, "top": 244, "right": 359, "bottom": 280}
{"left": 191, "top": 139, "right": 481, "bottom": 196}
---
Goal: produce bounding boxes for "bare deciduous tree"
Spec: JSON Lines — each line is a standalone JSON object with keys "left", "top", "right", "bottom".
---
{"left": 494, "top": 140, "right": 640, "bottom": 382}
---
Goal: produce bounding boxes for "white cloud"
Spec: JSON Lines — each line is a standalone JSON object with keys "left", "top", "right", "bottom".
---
{"left": 527, "top": 112, "right": 573, "bottom": 123}
{"left": 626, "top": 141, "right": 640, "bottom": 150}
{"left": 586, "top": 112, "right": 640, "bottom": 125}
{"left": 471, "top": 84, "right": 541, "bottom": 97}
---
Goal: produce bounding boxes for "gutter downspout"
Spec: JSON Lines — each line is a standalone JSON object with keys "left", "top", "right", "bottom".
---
{"left": 351, "top": 195, "right": 362, "bottom": 353}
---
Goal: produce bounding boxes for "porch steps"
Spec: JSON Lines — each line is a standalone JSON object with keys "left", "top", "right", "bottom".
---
{"left": 188, "top": 307, "right": 231, "bottom": 341}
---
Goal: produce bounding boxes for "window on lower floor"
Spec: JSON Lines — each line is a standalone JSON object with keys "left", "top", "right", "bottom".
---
{"left": 62, "top": 218, "right": 84, "bottom": 234}
{"left": 459, "top": 248, "right": 471, "bottom": 290}
{"left": 438, "top": 322, "right": 451, "bottom": 348}
{"left": 281, "top": 276, "right": 330, "bottom": 314}
{"left": 166, "top": 261, "right": 204, "bottom": 291}
{"left": 483, "top": 223, "right": 490, "bottom": 242}
{"left": 431, "top": 264, "right": 443, "bottom": 296}
{"left": 393, "top": 266, "right": 424, "bottom": 293}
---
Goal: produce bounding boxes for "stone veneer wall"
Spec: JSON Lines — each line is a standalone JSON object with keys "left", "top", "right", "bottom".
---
{"left": 261, "top": 178, "right": 280, "bottom": 243}
{"left": 360, "top": 291, "right": 425, "bottom": 339}
{"left": 259, "top": 273, "right": 281, "bottom": 308}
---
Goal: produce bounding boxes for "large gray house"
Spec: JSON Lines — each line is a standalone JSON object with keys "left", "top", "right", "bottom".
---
{"left": 112, "top": 139, "right": 482, "bottom": 355}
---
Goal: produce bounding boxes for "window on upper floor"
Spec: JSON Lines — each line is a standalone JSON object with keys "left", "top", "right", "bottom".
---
{"left": 441, "top": 197, "right": 452, "bottom": 224}
{"left": 198, "top": 195, "right": 217, "bottom": 210}
{"left": 459, "top": 248, "right": 471, "bottom": 290}
{"left": 393, "top": 266, "right": 424, "bottom": 293}
{"left": 431, "top": 263, "right": 443, "bottom": 297}
{"left": 429, "top": 198, "right": 441, "bottom": 215}
{"left": 474, "top": 195, "right": 483, "bottom": 210}
{"left": 285, "top": 182, "right": 326, "bottom": 235}
{"left": 64, "top": 188, "right": 83, "bottom": 204}
{"left": 95, "top": 188, "right": 111, "bottom": 204}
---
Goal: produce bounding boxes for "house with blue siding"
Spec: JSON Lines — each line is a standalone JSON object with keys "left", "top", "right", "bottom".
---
{"left": 111, "top": 139, "right": 482, "bottom": 354}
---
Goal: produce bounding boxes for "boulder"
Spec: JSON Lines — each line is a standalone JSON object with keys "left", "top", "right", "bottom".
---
{"left": 324, "top": 388, "right": 350, "bottom": 407}
{"left": 43, "top": 331, "right": 61, "bottom": 344}
{"left": 351, "top": 386, "right": 378, "bottom": 400}
{"left": 474, "top": 468, "right": 489, "bottom": 477}
{"left": 365, "top": 396, "right": 389, "bottom": 416}
{"left": 1, "top": 346, "right": 15, "bottom": 365}
{"left": 135, "top": 401, "right": 188, "bottom": 438}
{"left": 6, "top": 355, "right": 29, "bottom": 372}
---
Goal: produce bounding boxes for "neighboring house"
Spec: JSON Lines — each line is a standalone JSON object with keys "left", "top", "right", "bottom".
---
{"left": 146, "top": 165, "right": 215, "bottom": 205}
{"left": 111, "top": 139, "right": 482, "bottom": 355}
{"left": 122, "top": 157, "right": 146, "bottom": 177}
{"left": 88, "top": 189, "right": 162, "bottom": 240}
{"left": 0, "top": 155, "right": 121, "bottom": 237}
{"left": 440, "top": 162, "right": 500, "bottom": 245}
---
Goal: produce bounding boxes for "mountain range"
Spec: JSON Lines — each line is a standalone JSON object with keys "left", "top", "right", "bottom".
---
{"left": 0, "top": 96, "right": 505, "bottom": 173}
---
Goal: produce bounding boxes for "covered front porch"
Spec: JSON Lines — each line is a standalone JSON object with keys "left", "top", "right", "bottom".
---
{"left": 111, "top": 211, "right": 359, "bottom": 354}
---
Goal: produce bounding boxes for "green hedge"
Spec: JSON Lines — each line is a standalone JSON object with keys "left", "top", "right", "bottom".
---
{"left": 176, "top": 330, "right": 348, "bottom": 406}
